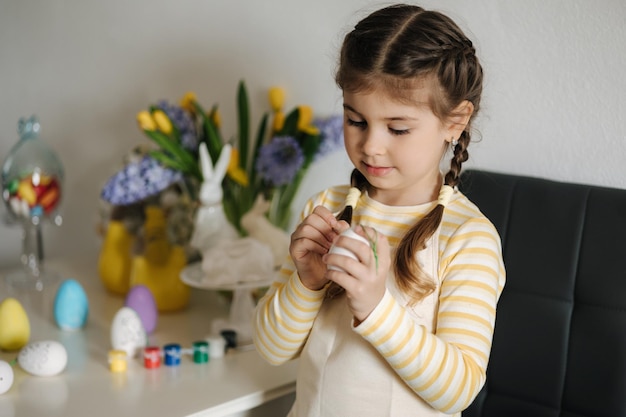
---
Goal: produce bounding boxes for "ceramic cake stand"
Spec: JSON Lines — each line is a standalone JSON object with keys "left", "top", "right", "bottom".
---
{"left": 180, "top": 262, "right": 274, "bottom": 347}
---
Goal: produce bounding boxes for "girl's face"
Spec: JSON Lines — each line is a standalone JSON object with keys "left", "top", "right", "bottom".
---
{"left": 343, "top": 87, "right": 453, "bottom": 206}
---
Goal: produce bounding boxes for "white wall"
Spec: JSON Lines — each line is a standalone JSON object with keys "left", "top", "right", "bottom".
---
{"left": 1, "top": 0, "right": 625, "bottom": 267}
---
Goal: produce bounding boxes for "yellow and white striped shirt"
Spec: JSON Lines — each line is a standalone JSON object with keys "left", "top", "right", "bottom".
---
{"left": 253, "top": 185, "right": 505, "bottom": 417}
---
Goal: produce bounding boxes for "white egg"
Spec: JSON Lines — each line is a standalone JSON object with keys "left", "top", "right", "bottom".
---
{"left": 0, "top": 360, "right": 14, "bottom": 394}
{"left": 328, "top": 228, "right": 371, "bottom": 272}
{"left": 110, "top": 307, "right": 146, "bottom": 357}
{"left": 17, "top": 340, "right": 68, "bottom": 377}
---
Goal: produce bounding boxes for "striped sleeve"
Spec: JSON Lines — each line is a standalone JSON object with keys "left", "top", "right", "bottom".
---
{"left": 253, "top": 267, "right": 327, "bottom": 365}
{"left": 354, "top": 216, "right": 505, "bottom": 414}
{"left": 252, "top": 186, "right": 348, "bottom": 365}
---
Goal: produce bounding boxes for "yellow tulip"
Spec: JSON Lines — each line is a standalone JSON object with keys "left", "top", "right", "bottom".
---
{"left": 137, "top": 111, "right": 156, "bottom": 131}
{"left": 227, "top": 167, "right": 249, "bottom": 187}
{"left": 226, "top": 148, "right": 249, "bottom": 186}
{"left": 303, "top": 125, "right": 320, "bottom": 136}
{"left": 268, "top": 87, "right": 286, "bottom": 112}
{"left": 297, "top": 105, "right": 314, "bottom": 132}
{"left": 211, "top": 109, "right": 222, "bottom": 129}
{"left": 152, "top": 110, "right": 173, "bottom": 135}
{"left": 180, "top": 92, "right": 197, "bottom": 113}
{"left": 228, "top": 148, "right": 241, "bottom": 171}
{"left": 273, "top": 111, "right": 285, "bottom": 132}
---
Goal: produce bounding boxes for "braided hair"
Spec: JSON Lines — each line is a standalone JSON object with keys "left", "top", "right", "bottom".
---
{"left": 333, "top": 4, "right": 483, "bottom": 304}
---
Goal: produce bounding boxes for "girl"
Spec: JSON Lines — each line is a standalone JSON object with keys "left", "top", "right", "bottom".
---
{"left": 253, "top": 4, "right": 505, "bottom": 416}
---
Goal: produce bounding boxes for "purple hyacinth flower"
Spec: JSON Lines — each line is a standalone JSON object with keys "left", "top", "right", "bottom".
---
{"left": 101, "top": 155, "right": 183, "bottom": 205}
{"left": 255, "top": 136, "right": 304, "bottom": 187}
{"left": 313, "top": 115, "right": 344, "bottom": 161}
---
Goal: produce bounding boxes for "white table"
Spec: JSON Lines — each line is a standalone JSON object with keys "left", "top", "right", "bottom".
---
{"left": 0, "top": 257, "right": 297, "bottom": 417}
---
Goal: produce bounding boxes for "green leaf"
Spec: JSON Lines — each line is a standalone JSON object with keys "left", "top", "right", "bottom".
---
{"left": 301, "top": 133, "right": 322, "bottom": 167}
{"left": 144, "top": 129, "right": 201, "bottom": 178}
{"left": 192, "top": 101, "right": 222, "bottom": 164}
{"left": 237, "top": 80, "right": 250, "bottom": 171}
{"left": 279, "top": 108, "right": 300, "bottom": 135}
{"left": 148, "top": 150, "right": 189, "bottom": 173}
{"left": 249, "top": 112, "right": 269, "bottom": 186}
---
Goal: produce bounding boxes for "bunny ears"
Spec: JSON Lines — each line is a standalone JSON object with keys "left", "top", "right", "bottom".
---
{"left": 198, "top": 142, "right": 231, "bottom": 184}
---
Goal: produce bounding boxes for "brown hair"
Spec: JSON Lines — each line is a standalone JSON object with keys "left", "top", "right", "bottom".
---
{"left": 333, "top": 4, "right": 483, "bottom": 304}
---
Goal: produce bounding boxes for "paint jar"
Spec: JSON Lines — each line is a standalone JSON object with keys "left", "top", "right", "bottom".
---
{"left": 163, "top": 343, "right": 181, "bottom": 366}
{"left": 108, "top": 349, "right": 128, "bottom": 373}
{"left": 192, "top": 341, "right": 209, "bottom": 364}
{"left": 143, "top": 346, "right": 161, "bottom": 369}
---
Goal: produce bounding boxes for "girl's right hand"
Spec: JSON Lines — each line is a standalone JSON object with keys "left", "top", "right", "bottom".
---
{"left": 289, "top": 205, "right": 349, "bottom": 290}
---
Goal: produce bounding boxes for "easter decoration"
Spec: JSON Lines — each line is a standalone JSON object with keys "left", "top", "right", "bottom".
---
{"left": 0, "top": 360, "right": 14, "bottom": 395}
{"left": 124, "top": 284, "right": 158, "bottom": 334}
{"left": 0, "top": 297, "right": 30, "bottom": 351}
{"left": 1, "top": 115, "right": 64, "bottom": 291}
{"left": 53, "top": 279, "right": 89, "bottom": 331}
{"left": 17, "top": 340, "right": 68, "bottom": 377}
{"left": 188, "top": 143, "right": 238, "bottom": 253}
{"left": 97, "top": 82, "right": 344, "bottom": 326}
{"left": 127, "top": 205, "right": 191, "bottom": 311}
{"left": 327, "top": 228, "right": 373, "bottom": 273}
{"left": 0, "top": 339, "right": 69, "bottom": 394}
{"left": 110, "top": 306, "right": 147, "bottom": 357}
{"left": 240, "top": 195, "right": 289, "bottom": 269}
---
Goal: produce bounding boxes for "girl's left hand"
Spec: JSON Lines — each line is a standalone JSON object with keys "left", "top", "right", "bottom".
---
{"left": 323, "top": 225, "right": 391, "bottom": 323}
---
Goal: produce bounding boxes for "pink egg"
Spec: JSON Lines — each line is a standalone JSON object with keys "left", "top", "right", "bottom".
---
{"left": 124, "top": 285, "right": 158, "bottom": 334}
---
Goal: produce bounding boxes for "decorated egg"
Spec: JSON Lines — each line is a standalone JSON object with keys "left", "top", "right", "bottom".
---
{"left": 328, "top": 228, "right": 371, "bottom": 273}
{"left": 54, "top": 279, "right": 89, "bottom": 330}
{"left": 124, "top": 285, "right": 158, "bottom": 334}
{"left": 110, "top": 307, "right": 147, "bottom": 357}
{"left": 17, "top": 340, "right": 68, "bottom": 377}
{"left": 0, "top": 360, "right": 14, "bottom": 395}
{"left": 0, "top": 297, "right": 30, "bottom": 351}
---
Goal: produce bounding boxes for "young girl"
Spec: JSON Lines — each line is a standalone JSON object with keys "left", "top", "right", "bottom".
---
{"left": 253, "top": 4, "right": 505, "bottom": 416}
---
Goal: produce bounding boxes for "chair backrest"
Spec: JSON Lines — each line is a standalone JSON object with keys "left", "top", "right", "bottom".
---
{"left": 460, "top": 170, "right": 626, "bottom": 417}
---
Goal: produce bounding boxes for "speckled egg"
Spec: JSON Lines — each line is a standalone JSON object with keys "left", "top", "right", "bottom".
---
{"left": 124, "top": 285, "right": 158, "bottom": 334}
{"left": 0, "top": 297, "right": 30, "bottom": 351}
{"left": 18, "top": 340, "right": 68, "bottom": 377}
{"left": 0, "top": 360, "right": 14, "bottom": 394}
{"left": 54, "top": 279, "right": 89, "bottom": 330}
{"left": 110, "top": 307, "right": 146, "bottom": 357}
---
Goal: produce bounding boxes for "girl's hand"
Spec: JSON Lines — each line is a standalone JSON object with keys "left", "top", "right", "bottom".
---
{"left": 290, "top": 206, "right": 350, "bottom": 291}
{"left": 323, "top": 225, "right": 390, "bottom": 323}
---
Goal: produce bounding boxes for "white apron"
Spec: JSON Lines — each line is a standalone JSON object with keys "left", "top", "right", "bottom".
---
{"left": 288, "top": 232, "right": 456, "bottom": 417}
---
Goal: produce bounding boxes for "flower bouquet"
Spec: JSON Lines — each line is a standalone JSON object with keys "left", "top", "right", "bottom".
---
{"left": 97, "top": 80, "right": 343, "bottom": 308}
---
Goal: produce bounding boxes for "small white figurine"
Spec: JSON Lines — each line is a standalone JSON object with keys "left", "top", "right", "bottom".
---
{"left": 189, "top": 143, "right": 238, "bottom": 253}
{"left": 241, "top": 194, "right": 290, "bottom": 268}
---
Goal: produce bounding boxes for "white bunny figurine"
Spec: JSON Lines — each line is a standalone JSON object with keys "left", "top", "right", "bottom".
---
{"left": 241, "top": 194, "right": 290, "bottom": 268}
{"left": 189, "top": 142, "right": 238, "bottom": 253}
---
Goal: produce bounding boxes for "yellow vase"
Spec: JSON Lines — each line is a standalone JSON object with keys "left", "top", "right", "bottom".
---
{"left": 98, "top": 220, "right": 135, "bottom": 295}
{"left": 129, "top": 206, "right": 190, "bottom": 312}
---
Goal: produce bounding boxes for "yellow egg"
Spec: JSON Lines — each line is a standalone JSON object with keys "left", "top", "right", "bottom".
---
{"left": 0, "top": 298, "right": 31, "bottom": 351}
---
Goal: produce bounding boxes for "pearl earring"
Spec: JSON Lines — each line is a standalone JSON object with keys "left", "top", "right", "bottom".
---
{"left": 451, "top": 138, "right": 458, "bottom": 150}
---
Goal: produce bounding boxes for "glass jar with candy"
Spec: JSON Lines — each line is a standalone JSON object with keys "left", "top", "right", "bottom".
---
{"left": 1, "top": 115, "right": 64, "bottom": 290}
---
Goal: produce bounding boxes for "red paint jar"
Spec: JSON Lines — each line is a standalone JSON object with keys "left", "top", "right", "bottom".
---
{"left": 143, "top": 346, "right": 161, "bottom": 369}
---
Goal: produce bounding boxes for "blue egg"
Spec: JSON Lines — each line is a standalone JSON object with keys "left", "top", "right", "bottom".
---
{"left": 54, "top": 279, "right": 89, "bottom": 330}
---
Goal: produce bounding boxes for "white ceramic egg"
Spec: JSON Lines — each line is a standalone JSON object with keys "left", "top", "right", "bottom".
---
{"left": 17, "top": 340, "right": 68, "bottom": 377}
{"left": 0, "top": 360, "right": 14, "bottom": 395}
{"left": 110, "top": 306, "right": 147, "bottom": 357}
{"left": 124, "top": 285, "right": 158, "bottom": 334}
{"left": 54, "top": 279, "right": 89, "bottom": 330}
{"left": 328, "top": 228, "right": 371, "bottom": 272}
